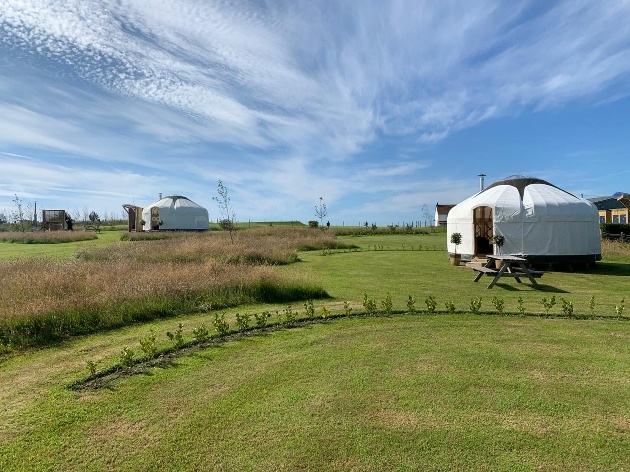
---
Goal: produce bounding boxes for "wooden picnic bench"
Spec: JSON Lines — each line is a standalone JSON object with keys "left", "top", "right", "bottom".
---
{"left": 473, "top": 255, "right": 543, "bottom": 289}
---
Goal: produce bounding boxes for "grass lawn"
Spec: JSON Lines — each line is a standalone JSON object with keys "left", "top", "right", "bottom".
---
{"left": 1, "top": 315, "right": 629, "bottom": 470}
{"left": 0, "top": 230, "right": 629, "bottom": 470}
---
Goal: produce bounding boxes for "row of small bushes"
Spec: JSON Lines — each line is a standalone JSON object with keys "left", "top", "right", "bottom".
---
{"left": 74, "top": 293, "right": 627, "bottom": 389}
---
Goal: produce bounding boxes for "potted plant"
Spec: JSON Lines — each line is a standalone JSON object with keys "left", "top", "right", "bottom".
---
{"left": 492, "top": 234, "right": 505, "bottom": 268}
{"left": 450, "top": 232, "right": 462, "bottom": 266}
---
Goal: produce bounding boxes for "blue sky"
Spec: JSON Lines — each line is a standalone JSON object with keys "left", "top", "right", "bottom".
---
{"left": 1, "top": 0, "right": 629, "bottom": 226}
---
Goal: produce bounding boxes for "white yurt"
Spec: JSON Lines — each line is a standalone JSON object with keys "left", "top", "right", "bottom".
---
{"left": 142, "top": 195, "right": 209, "bottom": 231}
{"left": 446, "top": 176, "right": 601, "bottom": 265}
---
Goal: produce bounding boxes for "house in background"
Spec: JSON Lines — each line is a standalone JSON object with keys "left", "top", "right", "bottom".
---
{"left": 434, "top": 203, "right": 456, "bottom": 226}
{"left": 588, "top": 196, "right": 630, "bottom": 224}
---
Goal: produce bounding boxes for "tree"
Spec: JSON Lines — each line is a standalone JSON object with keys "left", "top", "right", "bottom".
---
{"left": 315, "top": 197, "right": 327, "bottom": 227}
{"left": 213, "top": 180, "right": 236, "bottom": 241}
{"left": 11, "top": 194, "right": 28, "bottom": 232}
{"left": 89, "top": 211, "right": 101, "bottom": 231}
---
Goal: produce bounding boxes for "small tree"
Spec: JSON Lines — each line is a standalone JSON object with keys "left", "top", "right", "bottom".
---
{"left": 11, "top": 194, "right": 28, "bottom": 232}
{"left": 213, "top": 180, "right": 236, "bottom": 241}
{"left": 450, "top": 232, "right": 462, "bottom": 254}
{"left": 315, "top": 197, "right": 327, "bottom": 227}
{"left": 89, "top": 211, "right": 101, "bottom": 231}
{"left": 492, "top": 234, "right": 505, "bottom": 255}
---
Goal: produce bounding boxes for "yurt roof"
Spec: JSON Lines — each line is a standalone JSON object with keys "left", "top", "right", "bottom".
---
{"left": 147, "top": 195, "right": 206, "bottom": 210}
{"left": 482, "top": 175, "right": 577, "bottom": 200}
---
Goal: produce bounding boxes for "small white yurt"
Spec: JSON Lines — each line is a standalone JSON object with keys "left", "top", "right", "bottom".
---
{"left": 142, "top": 195, "right": 209, "bottom": 231}
{"left": 446, "top": 176, "right": 601, "bottom": 265}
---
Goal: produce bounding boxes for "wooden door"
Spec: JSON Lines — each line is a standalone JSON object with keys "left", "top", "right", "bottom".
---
{"left": 473, "top": 206, "right": 493, "bottom": 256}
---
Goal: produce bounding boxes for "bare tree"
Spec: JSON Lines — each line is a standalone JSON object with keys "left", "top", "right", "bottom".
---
{"left": 213, "top": 180, "right": 236, "bottom": 241}
{"left": 11, "top": 194, "right": 28, "bottom": 232}
{"left": 315, "top": 197, "right": 327, "bottom": 227}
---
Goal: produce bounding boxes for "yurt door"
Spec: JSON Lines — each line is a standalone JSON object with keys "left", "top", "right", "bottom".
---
{"left": 473, "top": 206, "right": 493, "bottom": 257}
{"left": 151, "top": 207, "right": 160, "bottom": 230}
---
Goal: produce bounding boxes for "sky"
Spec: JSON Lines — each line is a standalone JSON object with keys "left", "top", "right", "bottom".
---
{"left": 1, "top": 0, "right": 630, "bottom": 226}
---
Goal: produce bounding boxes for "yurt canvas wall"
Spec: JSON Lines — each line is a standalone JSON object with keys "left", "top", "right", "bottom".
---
{"left": 446, "top": 176, "right": 601, "bottom": 264}
{"left": 141, "top": 195, "right": 209, "bottom": 231}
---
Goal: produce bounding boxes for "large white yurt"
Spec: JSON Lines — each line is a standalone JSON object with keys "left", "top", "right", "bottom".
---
{"left": 446, "top": 176, "right": 601, "bottom": 265}
{"left": 141, "top": 195, "right": 209, "bottom": 231}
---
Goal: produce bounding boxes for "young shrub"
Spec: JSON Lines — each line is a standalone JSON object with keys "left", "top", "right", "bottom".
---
{"left": 120, "top": 347, "right": 135, "bottom": 368}
{"left": 561, "top": 298, "right": 574, "bottom": 317}
{"left": 469, "top": 297, "right": 482, "bottom": 314}
{"left": 363, "top": 293, "right": 377, "bottom": 316}
{"left": 213, "top": 313, "right": 230, "bottom": 336}
{"left": 283, "top": 305, "right": 297, "bottom": 324}
{"left": 589, "top": 295, "right": 596, "bottom": 316}
{"left": 381, "top": 293, "right": 393, "bottom": 315}
{"left": 304, "top": 300, "right": 315, "bottom": 319}
{"left": 407, "top": 295, "right": 416, "bottom": 314}
{"left": 425, "top": 295, "right": 437, "bottom": 314}
{"left": 517, "top": 296, "right": 525, "bottom": 316}
{"left": 541, "top": 295, "right": 556, "bottom": 315}
{"left": 615, "top": 298, "right": 625, "bottom": 316}
{"left": 166, "top": 323, "right": 185, "bottom": 349}
{"left": 192, "top": 323, "right": 210, "bottom": 342}
{"left": 343, "top": 301, "right": 353, "bottom": 316}
{"left": 445, "top": 301, "right": 456, "bottom": 314}
{"left": 320, "top": 306, "right": 330, "bottom": 319}
{"left": 235, "top": 313, "right": 251, "bottom": 331}
{"left": 86, "top": 360, "right": 98, "bottom": 378}
{"left": 139, "top": 330, "right": 158, "bottom": 359}
{"left": 491, "top": 296, "right": 504, "bottom": 314}
{"left": 254, "top": 311, "right": 271, "bottom": 329}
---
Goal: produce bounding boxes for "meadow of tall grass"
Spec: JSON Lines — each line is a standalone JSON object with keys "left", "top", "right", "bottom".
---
{"left": 0, "top": 228, "right": 351, "bottom": 348}
{"left": 0, "top": 231, "right": 98, "bottom": 244}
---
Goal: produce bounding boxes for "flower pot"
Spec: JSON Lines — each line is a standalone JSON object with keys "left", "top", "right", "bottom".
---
{"left": 450, "top": 254, "right": 461, "bottom": 266}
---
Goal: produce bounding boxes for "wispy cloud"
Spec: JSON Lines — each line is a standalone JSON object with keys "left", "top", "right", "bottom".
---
{"left": 1, "top": 1, "right": 629, "bottom": 220}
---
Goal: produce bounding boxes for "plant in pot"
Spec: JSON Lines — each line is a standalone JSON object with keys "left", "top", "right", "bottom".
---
{"left": 450, "top": 232, "right": 462, "bottom": 266}
{"left": 492, "top": 234, "right": 505, "bottom": 268}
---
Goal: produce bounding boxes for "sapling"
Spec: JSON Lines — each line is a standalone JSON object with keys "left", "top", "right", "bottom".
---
{"left": 254, "top": 311, "right": 271, "bottom": 329}
{"left": 561, "top": 298, "right": 574, "bottom": 317}
{"left": 213, "top": 313, "right": 230, "bottom": 335}
{"left": 425, "top": 295, "right": 437, "bottom": 314}
{"left": 192, "top": 323, "right": 210, "bottom": 342}
{"left": 320, "top": 306, "right": 330, "bottom": 319}
{"left": 86, "top": 360, "right": 98, "bottom": 377}
{"left": 139, "top": 330, "right": 158, "bottom": 359}
{"left": 491, "top": 296, "right": 504, "bottom": 314}
{"left": 407, "top": 295, "right": 416, "bottom": 314}
{"left": 304, "top": 300, "right": 315, "bottom": 319}
{"left": 284, "top": 305, "right": 297, "bottom": 324}
{"left": 343, "top": 301, "right": 352, "bottom": 316}
{"left": 381, "top": 293, "right": 393, "bottom": 315}
{"left": 517, "top": 296, "right": 525, "bottom": 316}
{"left": 470, "top": 297, "right": 482, "bottom": 314}
{"left": 235, "top": 313, "right": 251, "bottom": 331}
{"left": 363, "top": 294, "right": 377, "bottom": 316}
{"left": 120, "top": 347, "right": 135, "bottom": 368}
{"left": 541, "top": 295, "right": 556, "bottom": 314}
{"left": 589, "top": 295, "right": 596, "bottom": 316}
{"left": 445, "top": 301, "right": 456, "bottom": 314}
{"left": 615, "top": 298, "right": 625, "bottom": 316}
{"left": 167, "top": 323, "right": 185, "bottom": 348}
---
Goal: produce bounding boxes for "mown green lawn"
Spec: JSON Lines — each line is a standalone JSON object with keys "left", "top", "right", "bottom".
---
{"left": 0, "top": 230, "right": 629, "bottom": 471}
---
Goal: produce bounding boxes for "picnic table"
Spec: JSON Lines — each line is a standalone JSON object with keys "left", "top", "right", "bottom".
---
{"left": 473, "top": 255, "right": 543, "bottom": 289}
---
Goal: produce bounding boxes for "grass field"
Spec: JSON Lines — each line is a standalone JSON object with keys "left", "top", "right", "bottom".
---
{"left": 0, "top": 228, "right": 629, "bottom": 470}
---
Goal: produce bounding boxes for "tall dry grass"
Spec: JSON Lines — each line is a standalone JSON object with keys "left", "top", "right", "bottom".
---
{"left": 0, "top": 231, "right": 98, "bottom": 244}
{"left": 601, "top": 238, "right": 630, "bottom": 259}
{"left": 0, "top": 228, "right": 344, "bottom": 348}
